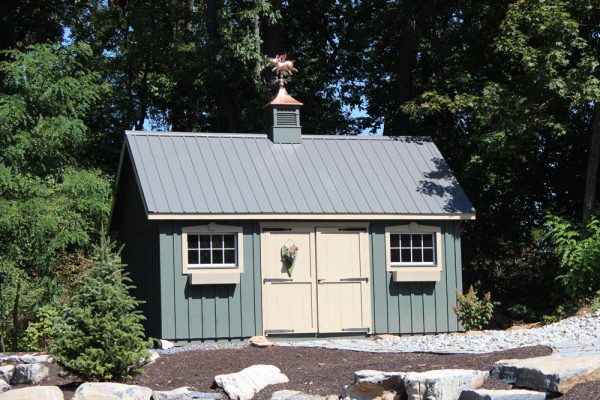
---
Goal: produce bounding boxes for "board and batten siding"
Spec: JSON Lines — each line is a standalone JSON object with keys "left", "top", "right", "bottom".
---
{"left": 159, "top": 220, "right": 263, "bottom": 341}
{"left": 111, "top": 153, "right": 161, "bottom": 339}
{"left": 370, "top": 221, "right": 463, "bottom": 334}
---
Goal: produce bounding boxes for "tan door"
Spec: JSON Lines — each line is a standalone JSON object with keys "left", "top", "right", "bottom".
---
{"left": 315, "top": 228, "right": 372, "bottom": 333}
{"left": 261, "top": 227, "right": 317, "bottom": 334}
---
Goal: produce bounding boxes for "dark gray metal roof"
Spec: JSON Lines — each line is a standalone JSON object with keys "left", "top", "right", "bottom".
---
{"left": 124, "top": 131, "right": 475, "bottom": 216}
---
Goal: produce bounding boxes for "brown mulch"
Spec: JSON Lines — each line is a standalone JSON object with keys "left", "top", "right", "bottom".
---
{"left": 32, "top": 345, "right": 566, "bottom": 399}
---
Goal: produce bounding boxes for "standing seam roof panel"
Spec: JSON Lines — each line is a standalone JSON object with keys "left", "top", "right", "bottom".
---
{"left": 124, "top": 133, "right": 474, "bottom": 215}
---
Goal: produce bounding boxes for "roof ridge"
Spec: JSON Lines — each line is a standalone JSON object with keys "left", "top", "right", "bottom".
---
{"left": 126, "top": 131, "right": 431, "bottom": 141}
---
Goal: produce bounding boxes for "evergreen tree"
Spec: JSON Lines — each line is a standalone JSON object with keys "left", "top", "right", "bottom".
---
{"left": 50, "top": 234, "right": 152, "bottom": 381}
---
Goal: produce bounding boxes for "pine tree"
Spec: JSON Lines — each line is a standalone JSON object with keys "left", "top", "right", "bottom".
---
{"left": 50, "top": 234, "right": 152, "bottom": 381}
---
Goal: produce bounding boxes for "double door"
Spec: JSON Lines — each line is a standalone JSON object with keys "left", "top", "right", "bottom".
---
{"left": 261, "top": 225, "right": 371, "bottom": 335}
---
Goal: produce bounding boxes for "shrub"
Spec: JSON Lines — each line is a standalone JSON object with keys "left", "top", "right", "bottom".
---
{"left": 50, "top": 233, "right": 152, "bottom": 381}
{"left": 545, "top": 215, "right": 600, "bottom": 298}
{"left": 452, "top": 285, "right": 496, "bottom": 331}
{"left": 22, "top": 305, "right": 60, "bottom": 351}
{"left": 590, "top": 291, "right": 600, "bottom": 314}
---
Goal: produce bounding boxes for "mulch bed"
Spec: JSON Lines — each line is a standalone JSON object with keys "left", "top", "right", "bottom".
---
{"left": 35, "top": 344, "right": 595, "bottom": 399}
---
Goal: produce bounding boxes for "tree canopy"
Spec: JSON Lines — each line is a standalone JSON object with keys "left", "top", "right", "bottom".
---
{"left": 0, "top": 0, "right": 599, "bottom": 349}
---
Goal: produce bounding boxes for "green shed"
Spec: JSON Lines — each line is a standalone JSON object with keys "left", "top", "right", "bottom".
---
{"left": 109, "top": 84, "right": 475, "bottom": 342}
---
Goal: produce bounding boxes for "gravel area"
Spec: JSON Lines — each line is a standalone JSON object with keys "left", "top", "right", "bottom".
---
{"left": 158, "top": 341, "right": 246, "bottom": 355}
{"left": 276, "top": 311, "right": 600, "bottom": 354}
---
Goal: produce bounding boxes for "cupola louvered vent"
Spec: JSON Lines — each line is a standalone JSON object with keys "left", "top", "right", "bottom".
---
{"left": 276, "top": 109, "right": 299, "bottom": 126}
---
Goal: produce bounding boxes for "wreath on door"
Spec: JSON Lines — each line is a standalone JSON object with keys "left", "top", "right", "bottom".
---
{"left": 281, "top": 240, "right": 299, "bottom": 276}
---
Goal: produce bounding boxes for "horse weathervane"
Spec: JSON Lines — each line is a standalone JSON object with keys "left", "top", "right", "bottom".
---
{"left": 269, "top": 54, "right": 298, "bottom": 85}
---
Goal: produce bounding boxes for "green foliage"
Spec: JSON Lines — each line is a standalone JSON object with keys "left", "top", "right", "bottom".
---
{"left": 545, "top": 214, "right": 600, "bottom": 297}
{"left": 452, "top": 285, "right": 497, "bottom": 331}
{"left": 590, "top": 291, "right": 600, "bottom": 314}
{"left": 50, "top": 234, "right": 152, "bottom": 381}
{"left": 0, "top": 43, "right": 112, "bottom": 351}
{"left": 22, "top": 305, "right": 60, "bottom": 352}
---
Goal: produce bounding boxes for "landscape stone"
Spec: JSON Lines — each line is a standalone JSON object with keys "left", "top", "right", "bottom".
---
{"left": 0, "top": 386, "right": 63, "bottom": 400}
{"left": 0, "top": 380, "right": 10, "bottom": 394}
{"left": 342, "top": 370, "right": 405, "bottom": 400}
{"left": 491, "top": 354, "right": 600, "bottom": 393}
{"left": 0, "top": 354, "right": 53, "bottom": 365}
{"left": 0, "top": 366, "right": 14, "bottom": 384}
{"left": 372, "top": 335, "right": 401, "bottom": 343}
{"left": 270, "top": 390, "right": 327, "bottom": 400}
{"left": 214, "top": 364, "right": 289, "bottom": 400}
{"left": 152, "top": 387, "right": 223, "bottom": 400}
{"left": 248, "top": 336, "right": 274, "bottom": 348}
{"left": 458, "top": 388, "right": 549, "bottom": 400}
{"left": 11, "top": 363, "right": 49, "bottom": 385}
{"left": 72, "top": 382, "right": 152, "bottom": 400}
{"left": 160, "top": 340, "right": 175, "bottom": 350}
{"left": 403, "top": 369, "right": 488, "bottom": 400}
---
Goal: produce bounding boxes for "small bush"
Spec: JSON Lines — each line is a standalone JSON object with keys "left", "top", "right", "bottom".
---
{"left": 22, "top": 305, "right": 60, "bottom": 351}
{"left": 452, "top": 285, "right": 497, "bottom": 331}
{"left": 589, "top": 291, "right": 600, "bottom": 314}
{"left": 50, "top": 233, "right": 152, "bottom": 381}
{"left": 545, "top": 215, "right": 600, "bottom": 297}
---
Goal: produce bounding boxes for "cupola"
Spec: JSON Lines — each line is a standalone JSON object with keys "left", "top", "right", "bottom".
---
{"left": 263, "top": 82, "right": 303, "bottom": 144}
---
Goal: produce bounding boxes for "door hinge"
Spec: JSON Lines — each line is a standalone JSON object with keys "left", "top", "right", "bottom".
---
{"left": 338, "top": 227, "right": 367, "bottom": 232}
{"left": 265, "top": 329, "right": 295, "bottom": 334}
{"left": 341, "top": 327, "right": 370, "bottom": 333}
{"left": 340, "top": 277, "right": 368, "bottom": 282}
{"left": 263, "top": 227, "right": 293, "bottom": 232}
{"left": 264, "top": 278, "right": 293, "bottom": 283}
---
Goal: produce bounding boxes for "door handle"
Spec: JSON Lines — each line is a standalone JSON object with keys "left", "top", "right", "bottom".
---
{"left": 340, "top": 277, "right": 368, "bottom": 282}
{"left": 317, "top": 278, "right": 327, "bottom": 283}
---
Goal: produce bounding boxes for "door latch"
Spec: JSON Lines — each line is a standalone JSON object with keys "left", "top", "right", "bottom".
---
{"left": 264, "top": 278, "right": 293, "bottom": 283}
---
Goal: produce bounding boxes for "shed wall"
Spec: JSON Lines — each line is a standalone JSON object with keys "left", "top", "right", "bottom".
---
{"left": 159, "top": 221, "right": 263, "bottom": 341}
{"left": 370, "top": 221, "right": 463, "bottom": 334}
{"left": 158, "top": 220, "right": 463, "bottom": 341}
{"left": 112, "top": 154, "right": 161, "bottom": 338}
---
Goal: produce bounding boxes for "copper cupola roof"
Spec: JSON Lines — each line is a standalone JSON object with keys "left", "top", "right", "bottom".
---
{"left": 266, "top": 82, "right": 303, "bottom": 107}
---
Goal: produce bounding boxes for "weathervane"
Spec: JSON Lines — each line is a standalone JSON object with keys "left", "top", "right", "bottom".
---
{"left": 269, "top": 54, "right": 298, "bottom": 86}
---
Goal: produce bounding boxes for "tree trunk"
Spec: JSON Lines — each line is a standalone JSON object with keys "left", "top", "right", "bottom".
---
{"left": 384, "top": 19, "right": 415, "bottom": 136}
{"left": 583, "top": 102, "right": 600, "bottom": 223}
{"left": 11, "top": 280, "right": 20, "bottom": 351}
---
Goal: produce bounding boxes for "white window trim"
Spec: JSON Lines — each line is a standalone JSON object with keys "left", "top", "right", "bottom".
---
{"left": 182, "top": 223, "right": 244, "bottom": 280}
{"left": 385, "top": 222, "right": 443, "bottom": 282}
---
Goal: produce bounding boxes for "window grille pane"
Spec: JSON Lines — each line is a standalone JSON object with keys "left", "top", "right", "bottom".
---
{"left": 212, "top": 250, "right": 223, "bottom": 264}
{"left": 188, "top": 250, "right": 199, "bottom": 264}
{"left": 390, "top": 249, "right": 400, "bottom": 263}
{"left": 423, "top": 248, "right": 434, "bottom": 262}
{"left": 211, "top": 235, "right": 223, "bottom": 248}
{"left": 224, "top": 249, "right": 235, "bottom": 264}
{"left": 199, "top": 235, "right": 210, "bottom": 249}
{"left": 188, "top": 235, "right": 199, "bottom": 249}
{"left": 401, "top": 249, "right": 411, "bottom": 262}
{"left": 412, "top": 234, "right": 422, "bottom": 247}
{"left": 224, "top": 234, "right": 235, "bottom": 248}
{"left": 423, "top": 234, "right": 433, "bottom": 248}
{"left": 200, "top": 250, "right": 211, "bottom": 264}
{"left": 412, "top": 249, "right": 422, "bottom": 262}
{"left": 400, "top": 234, "right": 411, "bottom": 247}
{"left": 390, "top": 234, "right": 400, "bottom": 248}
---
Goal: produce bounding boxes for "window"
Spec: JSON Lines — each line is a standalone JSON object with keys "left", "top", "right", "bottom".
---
{"left": 187, "top": 234, "right": 237, "bottom": 268}
{"left": 181, "top": 224, "right": 244, "bottom": 284}
{"left": 389, "top": 233, "right": 435, "bottom": 265}
{"left": 385, "top": 223, "right": 442, "bottom": 282}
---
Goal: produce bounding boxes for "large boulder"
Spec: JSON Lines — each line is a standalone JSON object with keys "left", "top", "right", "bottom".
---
{"left": 0, "top": 366, "right": 14, "bottom": 384}
{"left": 0, "top": 386, "right": 63, "bottom": 400}
{"left": 72, "top": 382, "right": 153, "bottom": 400}
{"left": 214, "top": 364, "right": 289, "bottom": 400}
{"left": 491, "top": 354, "right": 600, "bottom": 394}
{"left": 0, "top": 380, "right": 10, "bottom": 394}
{"left": 458, "top": 389, "right": 549, "bottom": 400}
{"left": 342, "top": 370, "right": 405, "bottom": 400}
{"left": 11, "top": 363, "right": 49, "bottom": 385}
{"left": 403, "top": 369, "right": 488, "bottom": 400}
{"left": 0, "top": 354, "right": 53, "bottom": 365}
{"left": 152, "top": 387, "right": 223, "bottom": 400}
{"left": 270, "top": 390, "right": 329, "bottom": 400}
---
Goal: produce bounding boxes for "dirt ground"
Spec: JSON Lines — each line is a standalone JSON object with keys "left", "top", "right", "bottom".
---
{"left": 25, "top": 344, "right": 597, "bottom": 399}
